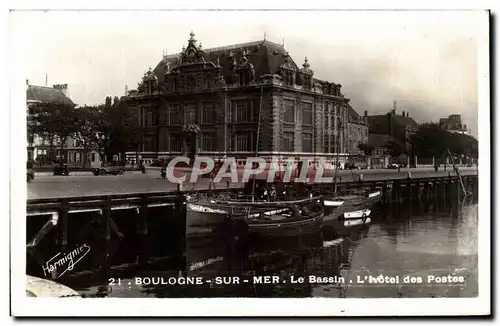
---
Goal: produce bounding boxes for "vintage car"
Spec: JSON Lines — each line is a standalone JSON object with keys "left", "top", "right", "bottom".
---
{"left": 93, "top": 164, "right": 125, "bottom": 176}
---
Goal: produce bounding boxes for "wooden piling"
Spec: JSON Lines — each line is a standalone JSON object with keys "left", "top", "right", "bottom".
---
{"left": 174, "top": 190, "right": 187, "bottom": 275}
{"left": 59, "top": 198, "right": 69, "bottom": 247}
{"left": 138, "top": 194, "right": 148, "bottom": 236}
{"left": 382, "top": 183, "right": 388, "bottom": 204}
{"left": 104, "top": 196, "right": 112, "bottom": 241}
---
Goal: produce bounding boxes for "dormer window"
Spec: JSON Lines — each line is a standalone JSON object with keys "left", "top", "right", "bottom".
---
{"left": 188, "top": 76, "right": 196, "bottom": 91}
{"left": 303, "top": 75, "right": 312, "bottom": 90}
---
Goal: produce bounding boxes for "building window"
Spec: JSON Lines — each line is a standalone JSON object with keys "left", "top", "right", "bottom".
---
{"left": 231, "top": 99, "right": 251, "bottom": 123}
{"left": 283, "top": 131, "right": 294, "bottom": 152}
{"left": 204, "top": 74, "right": 210, "bottom": 89}
{"left": 302, "top": 103, "right": 313, "bottom": 125}
{"left": 283, "top": 71, "right": 294, "bottom": 86}
{"left": 303, "top": 75, "right": 312, "bottom": 90}
{"left": 233, "top": 132, "right": 252, "bottom": 151}
{"left": 284, "top": 99, "right": 295, "bottom": 124}
{"left": 169, "top": 105, "right": 182, "bottom": 125}
{"left": 144, "top": 135, "right": 156, "bottom": 152}
{"left": 239, "top": 72, "right": 250, "bottom": 86}
{"left": 91, "top": 153, "right": 96, "bottom": 162}
{"left": 201, "top": 102, "right": 214, "bottom": 124}
{"left": 170, "top": 134, "right": 183, "bottom": 152}
{"left": 200, "top": 132, "right": 215, "bottom": 151}
{"left": 329, "top": 135, "right": 336, "bottom": 153}
{"left": 187, "top": 76, "right": 196, "bottom": 91}
{"left": 302, "top": 133, "right": 313, "bottom": 152}
{"left": 185, "top": 104, "right": 197, "bottom": 124}
{"left": 144, "top": 107, "right": 156, "bottom": 127}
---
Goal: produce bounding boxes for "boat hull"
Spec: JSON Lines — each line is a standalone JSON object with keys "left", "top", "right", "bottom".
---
{"left": 342, "top": 208, "right": 371, "bottom": 221}
{"left": 186, "top": 204, "right": 230, "bottom": 238}
{"left": 248, "top": 211, "right": 324, "bottom": 237}
{"left": 323, "top": 190, "right": 380, "bottom": 221}
{"left": 344, "top": 217, "right": 372, "bottom": 227}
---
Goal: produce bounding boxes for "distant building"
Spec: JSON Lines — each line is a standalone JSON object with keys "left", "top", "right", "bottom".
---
{"left": 346, "top": 106, "right": 368, "bottom": 155}
{"left": 365, "top": 107, "right": 418, "bottom": 154}
{"left": 124, "top": 32, "right": 365, "bottom": 164}
{"left": 26, "top": 81, "right": 100, "bottom": 167}
{"left": 439, "top": 114, "right": 469, "bottom": 135}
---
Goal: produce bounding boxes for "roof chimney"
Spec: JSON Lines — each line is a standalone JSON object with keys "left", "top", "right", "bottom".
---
{"left": 402, "top": 110, "right": 405, "bottom": 116}
{"left": 364, "top": 110, "right": 367, "bottom": 117}
{"left": 53, "top": 84, "right": 68, "bottom": 97}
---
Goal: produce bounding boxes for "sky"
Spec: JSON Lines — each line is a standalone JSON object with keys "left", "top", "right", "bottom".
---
{"left": 10, "top": 10, "right": 487, "bottom": 137}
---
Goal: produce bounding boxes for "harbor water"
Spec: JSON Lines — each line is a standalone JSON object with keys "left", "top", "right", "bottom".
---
{"left": 26, "top": 195, "right": 478, "bottom": 298}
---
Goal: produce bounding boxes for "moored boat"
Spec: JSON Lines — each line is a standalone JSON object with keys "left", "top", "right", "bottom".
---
{"left": 240, "top": 197, "right": 324, "bottom": 237}
{"left": 186, "top": 178, "right": 314, "bottom": 238}
{"left": 323, "top": 188, "right": 381, "bottom": 222}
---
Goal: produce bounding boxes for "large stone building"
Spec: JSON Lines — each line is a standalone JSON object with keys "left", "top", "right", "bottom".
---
{"left": 125, "top": 32, "right": 363, "bottom": 163}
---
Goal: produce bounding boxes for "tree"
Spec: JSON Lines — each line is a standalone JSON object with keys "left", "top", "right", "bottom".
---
{"left": 385, "top": 140, "right": 407, "bottom": 158}
{"left": 73, "top": 105, "right": 103, "bottom": 167}
{"left": 357, "top": 143, "right": 375, "bottom": 156}
{"left": 181, "top": 124, "right": 201, "bottom": 163}
{"left": 28, "top": 101, "right": 78, "bottom": 163}
{"left": 100, "top": 97, "right": 140, "bottom": 164}
{"left": 410, "top": 123, "right": 478, "bottom": 160}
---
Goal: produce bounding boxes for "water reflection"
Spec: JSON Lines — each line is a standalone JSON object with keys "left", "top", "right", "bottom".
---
{"left": 27, "top": 196, "right": 478, "bottom": 298}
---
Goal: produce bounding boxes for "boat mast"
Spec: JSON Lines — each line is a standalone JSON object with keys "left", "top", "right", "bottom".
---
{"left": 447, "top": 148, "right": 467, "bottom": 197}
{"left": 332, "top": 106, "right": 340, "bottom": 196}
{"left": 251, "top": 85, "right": 264, "bottom": 202}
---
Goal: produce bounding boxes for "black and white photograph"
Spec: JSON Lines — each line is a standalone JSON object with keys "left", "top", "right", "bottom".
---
{"left": 9, "top": 6, "right": 491, "bottom": 317}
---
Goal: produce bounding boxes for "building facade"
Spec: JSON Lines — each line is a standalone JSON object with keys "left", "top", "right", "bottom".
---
{"left": 125, "top": 32, "right": 362, "bottom": 163}
{"left": 366, "top": 109, "right": 418, "bottom": 154}
{"left": 346, "top": 105, "right": 369, "bottom": 155}
{"left": 439, "top": 114, "right": 469, "bottom": 135}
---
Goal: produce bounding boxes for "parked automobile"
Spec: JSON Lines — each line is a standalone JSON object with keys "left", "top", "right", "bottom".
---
{"left": 150, "top": 158, "right": 171, "bottom": 167}
{"left": 53, "top": 163, "right": 69, "bottom": 176}
{"left": 93, "top": 164, "right": 125, "bottom": 176}
{"left": 27, "top": 161, "right": 34, "bottom": 182}
{"left": 387, "top": 163, "right": 400, "bottom": 169}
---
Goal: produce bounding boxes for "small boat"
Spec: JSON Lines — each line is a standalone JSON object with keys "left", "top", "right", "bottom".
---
{"left": 323, "top": 188, "right": 381, "bottom": 222}
{"left": 186, "top": 178, "right": 315, "bottom": 238}
{"left": 240, "top": 197, "right": 324, "bottom": 237}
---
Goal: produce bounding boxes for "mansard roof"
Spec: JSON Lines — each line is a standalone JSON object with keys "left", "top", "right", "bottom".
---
{"left": 149, "top": 33, "right": 342, "bottom": 91}
{"left": 153, "top": 39, "right": 299, "bottom": 81}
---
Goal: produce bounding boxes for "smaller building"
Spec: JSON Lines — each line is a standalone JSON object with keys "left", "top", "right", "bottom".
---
{"left": 366, "top": 109, "right": 418, "bottom": 154}
{"left": 439, "top": 114, "right": 469, "bottom": 135}
{"left": 346, "top": 105, "right": 368, "bottom": 155}
{"left": 26, "top": 81, "right": 100, "bottom": 167}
